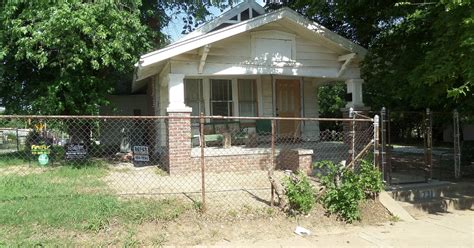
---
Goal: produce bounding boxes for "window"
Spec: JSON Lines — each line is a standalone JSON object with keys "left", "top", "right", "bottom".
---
{"left": 184, "top": 79, "right": 204, "bottom": 116}
{"left": 238, "top": 79, "right": 257, "bottom": 117}
{"left": 211, "top": 79, "right": 233, "bottom": 116}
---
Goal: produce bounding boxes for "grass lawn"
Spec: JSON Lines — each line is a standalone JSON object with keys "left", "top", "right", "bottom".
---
{"left": 0, "top": 161, "right": 190, "bottom": 246}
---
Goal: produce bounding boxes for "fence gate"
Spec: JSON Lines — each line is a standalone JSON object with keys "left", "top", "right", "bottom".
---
{"left": 381, "top": 109, "right": 433, "bottom": 184}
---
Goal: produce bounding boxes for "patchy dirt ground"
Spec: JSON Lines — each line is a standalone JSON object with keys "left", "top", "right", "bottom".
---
{"left": 14, "top": 199, "right": 390, "bottom": 247}
{"left": 104, "top": 163, "right": 294, "bottom": 210}
{"left": 162, "top": 199, "right": 391, "bottom": 246}
{"left": 0, "top": 165, "right": 52, "bottom": 175}
{"left": 80, "top": 164, "right": 392, "bottom": 246}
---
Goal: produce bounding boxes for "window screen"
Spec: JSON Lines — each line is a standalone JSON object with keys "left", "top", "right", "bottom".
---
{"left": 238, "top": 79, "right": 257, "bottom": 117}
{"left": 211, "top": 79, "right": 233, "bottom": 116}
{"left": 184, "top": 79, "right": 204, "bottom": 116}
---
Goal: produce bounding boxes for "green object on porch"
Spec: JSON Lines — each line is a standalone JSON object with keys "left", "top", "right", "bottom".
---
{"left": 204, "top": 134, "right": 224, "bottom": 143}
{"left": 256, "top": 120, "right": 271, "bottom": 135}
{"left": 192, "top": 121, "right": 251, "bottom": 147}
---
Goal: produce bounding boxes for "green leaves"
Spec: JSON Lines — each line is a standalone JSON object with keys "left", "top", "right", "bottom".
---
{"left": 284, "top": 172, "right": 316, "bottom": 215}
{"left": 0, "top": 1, "right": 154, "bottom": 115}
{"left": 315, "top": 160, "right": 383, "bottom": 223}
{"left": 363, "top": 1, "right": 474, "bottom": 112}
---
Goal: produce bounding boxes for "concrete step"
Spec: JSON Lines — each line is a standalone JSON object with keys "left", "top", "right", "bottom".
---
{"left": 388, "top": 181, "right": 474, "bottom": 202}
{"left": 387, "top": 181, "right": 474, "bottom": 216}
{"left": 398, "top": 196, "right": 474, "bottom": 217}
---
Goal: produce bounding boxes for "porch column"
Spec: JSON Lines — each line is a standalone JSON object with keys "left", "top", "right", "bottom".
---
{"left": 166, "top": 73, "right": 193, "bottom": 175}
{"left": 342, "top": 79, "right": 370, "bottom": 166}
{"left": 167, "top": 73, "right": 188, "bottom": 111}
{"left": 345, "top": 78, "right": 364, "bottom": 108}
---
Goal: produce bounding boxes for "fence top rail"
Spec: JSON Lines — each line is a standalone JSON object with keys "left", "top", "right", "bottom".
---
{"left": 0, "top": 115, "right": 374, "bottom": 122}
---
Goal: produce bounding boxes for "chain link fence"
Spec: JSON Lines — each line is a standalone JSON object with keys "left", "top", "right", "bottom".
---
{"left": 0, "top": 114, "right": 376, "bottom": 211}
{"left": 377, "top": 108, "right": 474, "bottom": 184}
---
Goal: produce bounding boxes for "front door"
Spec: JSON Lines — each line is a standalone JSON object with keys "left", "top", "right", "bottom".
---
{"left": 276, "top": 79, "right": 301, "bottom": 138}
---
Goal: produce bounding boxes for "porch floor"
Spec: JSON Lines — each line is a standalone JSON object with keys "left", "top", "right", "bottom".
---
{"left": 191, "top": 141, "right": 348, "bottom": 163}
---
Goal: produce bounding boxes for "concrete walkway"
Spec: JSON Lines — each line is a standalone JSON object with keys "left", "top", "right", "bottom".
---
{"left": 210, "top": 210, "right": 474, "bottom": 247}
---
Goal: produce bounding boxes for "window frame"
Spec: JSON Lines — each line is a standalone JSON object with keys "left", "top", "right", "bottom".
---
{"left": 238, "top": 79, "right": 258, "bottom": 117}
{"left": 184, "top": 78, "right": 204, "bottom": 116}
{"left": 210, "top": 79, "right": 233, "bottom": 117}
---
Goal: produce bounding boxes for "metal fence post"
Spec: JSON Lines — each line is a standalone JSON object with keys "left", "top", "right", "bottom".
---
{"left": 374, "top": 115, "right": 380, "bottom": 169}
{"left": 16, "top": 127, "right": 20, "bottom": 152}
{"left": 424, "top": 108, "right": 433, "bottom": 182}
{"left": 270, "top": 119, "right": 276, "bottom": 207}
{"left": 453, "top": 110, "right": 461, "bottom": 179}
{"left": 199, "top": 112, "right": 206, "bottom": 211}
{"left": 381, "top": 107, "right": 388, "bottom": 183}
{"left": 349, "top": 107, "right": 355, "bottom": 164}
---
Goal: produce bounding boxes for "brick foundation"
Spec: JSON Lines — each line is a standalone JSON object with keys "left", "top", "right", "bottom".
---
{"left": 166, "top": 110, "right": 313, "bottom": 175}
{"left": 277, "top": 149, "right": 313, "bottom": 174}
{"left": 168, "top": 149, "right": 313, "bottom": 175}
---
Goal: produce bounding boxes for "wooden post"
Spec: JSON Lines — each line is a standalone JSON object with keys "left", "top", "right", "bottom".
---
{"left": 199, "top": 112, "right": 206, "bottom": 212}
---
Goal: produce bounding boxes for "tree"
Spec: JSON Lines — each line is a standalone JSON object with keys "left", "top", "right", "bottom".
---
{"left": 0, "top": 0, "right": 235, "bottom": 115}
{"left": 317, "top": 82, "right": 346, "bottom": 131}
{"left": 267, "top": 0, "right": 474, "bottom": 112}
{"left": 0, "top": 1, "right": 154, "bottom": 115}
{"left": 363, "top": 1, "right": 474, "bottom": 112}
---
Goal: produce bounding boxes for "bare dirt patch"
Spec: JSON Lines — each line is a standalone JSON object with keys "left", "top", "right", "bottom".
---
{"left": 104, "top": 163, "right": 291, "bottom": 210}
{"left": 133, "top": 199, "right": 391, "bottom": 246}
{"left": 0, "top": 165, "right": 52, "bottom": 176}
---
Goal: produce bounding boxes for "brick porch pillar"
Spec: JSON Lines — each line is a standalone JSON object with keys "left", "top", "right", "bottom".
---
{"left": 166, "top": 110, "right": 192, "bottom": 175}
{"left": 165, "top": 73, "right": 193, "bottom": 175}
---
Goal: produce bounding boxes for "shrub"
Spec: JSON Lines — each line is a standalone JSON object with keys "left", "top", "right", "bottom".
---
{"left": 284, "top": 171, "right": 315, "bottom": 215}
{"left": 358, "top": 160, "right": 384, "bottom": 198}
{"left": 315, "top": 159, "right": 384, "bottom": 222}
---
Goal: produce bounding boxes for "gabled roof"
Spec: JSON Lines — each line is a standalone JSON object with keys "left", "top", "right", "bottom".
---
{"left": 176, "top": 0, "right": 266, "bottom": 43}
{"left": 135, "top": 5, "right": 367, "bottom": 82}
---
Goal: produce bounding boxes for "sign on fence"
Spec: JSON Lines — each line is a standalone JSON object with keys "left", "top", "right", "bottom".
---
{"left": 66, "top": 144, "right": 87, "bottom": 160}
{"left": 31, "top": 144, "right": 51, "bottom": 155}
{"left": 133, "top": 146, "right": 149, "bottom": 165}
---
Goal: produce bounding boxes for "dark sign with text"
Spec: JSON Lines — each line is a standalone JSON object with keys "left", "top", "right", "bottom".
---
{"left": 66, "top": 144, "right": 87, "bottom": 160}
{"left": 133, "top": 146, "right": 149, "bottom": 165}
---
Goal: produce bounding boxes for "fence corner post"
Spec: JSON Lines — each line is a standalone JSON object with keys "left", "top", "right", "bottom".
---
{"left": 270, "top": 119, "right": 276, "bottom": 207}
{"left": 373, "top": 115, "right": 380, "bottom": 169}
{"left": 199, "top": 112, "right": 206, "bottom": 212}
{"left": 349, "top": 107, "right": 355, "bottom": 164}
{"left": 424, "top": 108, "right": 433, "bottom": 182}
{"left": 453, "top": 109, "right": 461, "bottom": 180}
{"left": 381, "top": 107, "right": 388, "bottom": 183}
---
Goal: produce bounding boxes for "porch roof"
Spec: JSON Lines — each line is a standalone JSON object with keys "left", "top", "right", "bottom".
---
{"left": 133, "top": 6, "right": 367, "bottom": 84}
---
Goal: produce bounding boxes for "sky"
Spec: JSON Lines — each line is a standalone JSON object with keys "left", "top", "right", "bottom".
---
{"left": 163, "top": 0, "right": 266, "bottom": 42}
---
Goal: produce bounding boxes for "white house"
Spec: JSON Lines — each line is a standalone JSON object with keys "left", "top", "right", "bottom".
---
{"left": 128, "top": 1, "right": 369, "bottom": 173}
{"left": 133, "top": 0, "right": 367, "bottom": 145}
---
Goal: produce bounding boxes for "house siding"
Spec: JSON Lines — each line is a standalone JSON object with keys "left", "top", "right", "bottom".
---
{"left": 261, "top": 75, "right": 273, "bottom": 117}
{"left": 302, "top": 79, "right": 320, "bottom": 139}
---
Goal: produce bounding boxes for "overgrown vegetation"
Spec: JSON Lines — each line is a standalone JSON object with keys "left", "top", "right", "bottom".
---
{"left": 283, "top": 171, "right": 315, "bottom": 215}
{"left": 315, "top": 160, "right": 383, "bottom": 223}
